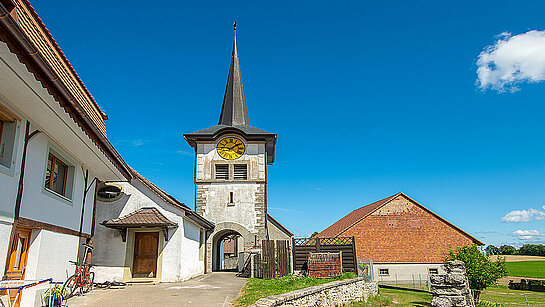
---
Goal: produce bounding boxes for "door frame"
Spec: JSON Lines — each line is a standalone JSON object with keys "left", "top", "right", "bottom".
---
{"left": 122, "top": 228, "right": 163, "bottom": 282}
{"left": 5, "top": 227, "right": 32, "bottom": 280}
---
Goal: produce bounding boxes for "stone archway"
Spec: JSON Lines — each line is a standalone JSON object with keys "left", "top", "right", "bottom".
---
{"left": 207, "top": 222, "right": 253, "bottom": 272}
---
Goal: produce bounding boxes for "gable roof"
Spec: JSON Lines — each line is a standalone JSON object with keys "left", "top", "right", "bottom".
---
{"left": 101, "top": 207, "right": 176, "bottom": 228}
{"left": 317, "top": 192, "right": 483, "bottom": 245}
{"left": 0, "top": 1, "right": 131, "bottom": 179}
{"left": 267, "top": 213, "right": 293, "bottom": 237}
{"left": 130, "top": 168, "right": 214, "bottom": 230}
{"left": 317, "top": 194, "right": 398, "bottom": 238}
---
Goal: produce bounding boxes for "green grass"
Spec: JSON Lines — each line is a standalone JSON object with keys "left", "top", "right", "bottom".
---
{"left": 505, "top": 261, "right": 545, "bottom": 278}
{"left": 480, "top": 285, "right": 545, "bottom": 306}
{"left": 351, "top": 288, "right": 431, "bottom": 306}
{"left": 232, "top": 273, "right": 356, "bottom": 307}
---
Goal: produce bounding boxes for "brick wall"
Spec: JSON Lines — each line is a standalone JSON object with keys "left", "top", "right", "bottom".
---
{"left": 307, "top": 253, "right": 342, "bottom": 278}
{"left": 343, "top": 195, "right": 476, "bottom": 263}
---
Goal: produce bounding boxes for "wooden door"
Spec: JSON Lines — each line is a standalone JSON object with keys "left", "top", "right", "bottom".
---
{"left": 133, "top": 232, "right": 159, "bottom": 278}
{"left": 5, "top": 228, "right": 31, "bottom": 306}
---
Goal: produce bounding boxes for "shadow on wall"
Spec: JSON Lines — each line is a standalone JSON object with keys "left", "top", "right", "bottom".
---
{"left": 183, "top": 221, "right": 200, "bottom": 242}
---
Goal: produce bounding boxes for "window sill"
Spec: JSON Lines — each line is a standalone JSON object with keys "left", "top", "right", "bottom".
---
{"left": 43, "top": 188, "right": 73, "bottom": 205}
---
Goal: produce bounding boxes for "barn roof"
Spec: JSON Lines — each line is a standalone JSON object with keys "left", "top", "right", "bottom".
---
{"left": 317, "top": 192, "right": 483, "bottom": 245}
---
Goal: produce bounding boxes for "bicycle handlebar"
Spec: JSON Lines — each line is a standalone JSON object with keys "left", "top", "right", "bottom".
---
{"left": 69, "top": 260, "right": 94, "bottom": 267}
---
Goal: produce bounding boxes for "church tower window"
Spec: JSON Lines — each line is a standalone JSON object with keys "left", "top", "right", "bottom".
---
{"left": 233, "top": 164, "right": 247, "bottom": 180}
{"left": 215, "top": 164, "right": 229, "bottom": 180}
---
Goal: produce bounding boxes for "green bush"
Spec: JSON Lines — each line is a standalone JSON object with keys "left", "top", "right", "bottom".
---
{"left": 445, "top": 244, "right": 507, "bottom": 301}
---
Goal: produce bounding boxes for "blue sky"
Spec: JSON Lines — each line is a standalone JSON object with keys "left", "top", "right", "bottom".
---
{"left": 31, "top": 0, "right": 545, "bottom": 246}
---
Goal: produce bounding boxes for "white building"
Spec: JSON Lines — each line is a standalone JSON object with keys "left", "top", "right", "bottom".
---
{"left": 92, "top": 171, "right": 214, "bottom": 283}
{"left": 0, "top": 1, "right": 131, "bottom": 306}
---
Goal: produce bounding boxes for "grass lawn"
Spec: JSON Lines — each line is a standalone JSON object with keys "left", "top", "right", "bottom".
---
{"left": 351, "top": 288, "right": 431, "bottom": 306}
{"left": 505, "top": 261, "right": 545, "bottom": 278}
{"left": 480, "top": 285, "right": 545, "bottom": 306}
{"left": 232, "top": 273, "right": 356, "bottom": 307}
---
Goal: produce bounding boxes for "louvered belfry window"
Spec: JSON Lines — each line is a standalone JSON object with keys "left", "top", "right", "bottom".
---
{"left": 215, "top": 164, "right": 229, "bottom": 180}
{"left": 234, "top": 164, "right": 247, "bottom": 180}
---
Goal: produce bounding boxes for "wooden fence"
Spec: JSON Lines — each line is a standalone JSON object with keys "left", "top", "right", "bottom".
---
{"left": 262, "top": 240, "right": 291, "bottom": 279}
{"left": 292, "top": 236, "right": 357, "bottom": 272}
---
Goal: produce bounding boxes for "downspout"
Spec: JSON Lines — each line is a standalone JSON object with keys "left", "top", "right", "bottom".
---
{"left": 4, "top": 120, "right": 40, "bottom": 277}
{"left": 78, "top": 168, "right": 97, "bottom": 238}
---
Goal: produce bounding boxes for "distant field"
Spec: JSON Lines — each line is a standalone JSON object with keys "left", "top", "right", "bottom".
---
{"left": 505, "top": 261, "right": 545, "bottom": 278}
{"left": 490, "top": 255, "right": 545, "bottom": 262}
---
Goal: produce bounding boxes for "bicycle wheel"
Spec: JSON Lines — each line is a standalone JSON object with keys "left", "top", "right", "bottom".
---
{"left": 82, "top": 271, "right": 95, "bottom": 293}
{"left": 62, "top": 274, "right": 79, "bottom": 298}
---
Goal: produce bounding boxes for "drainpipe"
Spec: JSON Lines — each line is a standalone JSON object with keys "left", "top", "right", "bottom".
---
{"left": 14, "top": 120, "right": 40, "bottom": 219}
{"left": 79, "top": 170, "right": 98, "bottom": 237}
{"left": 78, "top": 168, "right": 97, "bottom": 262}
{"left": 3, "top": 120, "right": 40, "bottom": 277}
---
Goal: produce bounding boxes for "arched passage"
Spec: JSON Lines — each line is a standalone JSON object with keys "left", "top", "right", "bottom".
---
{"left": 209, "top": 222, "right": 253, "bottom": 272}
{"left": 212, "top": 229, "right": 242, "bottom": 271}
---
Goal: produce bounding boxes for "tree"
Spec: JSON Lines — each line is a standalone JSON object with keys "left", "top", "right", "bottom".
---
{"left": 499, "top": 245, "right": 517, "bottom": 255}
{"left": 445, "top": 244, "right": 507, "bottom": 301}
{"left": 485, "top": 245, "right": 500, "bottom": 255}
{"left": 518, "top": 244, "right": 545, "bottom": 256}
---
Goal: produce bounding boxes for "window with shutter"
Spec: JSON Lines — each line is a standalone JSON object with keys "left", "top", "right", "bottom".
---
{"left": 233, "top": 164, "right": 247, "bottom": 180}
{"left": 215, "top": 164, "right": 229, "bottom": 180}
{"left": 0, "top": 103, "right": 21, "bottom": 171}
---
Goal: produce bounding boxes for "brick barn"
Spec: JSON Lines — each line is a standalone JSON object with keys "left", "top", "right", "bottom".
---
{"left": 317, "top": 193, "right": 483, "bottom": 282}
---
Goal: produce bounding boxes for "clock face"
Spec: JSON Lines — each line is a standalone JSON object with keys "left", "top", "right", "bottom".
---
{"left": 217, "top": 137, "right": 245, "bottom": 160}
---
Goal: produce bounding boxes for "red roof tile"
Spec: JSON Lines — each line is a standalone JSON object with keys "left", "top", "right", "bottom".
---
{"left": 102, "top": 208, "right": 176, "bottom": 228}
{"left": 317, "top": 193, "right": 400, "bottom": 238}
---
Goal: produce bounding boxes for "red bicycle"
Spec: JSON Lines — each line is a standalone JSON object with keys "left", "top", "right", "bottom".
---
{"left": 62, "top": 244, "right": 95, "bottom": 298}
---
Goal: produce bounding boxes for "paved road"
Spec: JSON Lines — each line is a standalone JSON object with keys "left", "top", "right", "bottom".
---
{"left": 67, "top": 272, "right": 247, "bottom": 307}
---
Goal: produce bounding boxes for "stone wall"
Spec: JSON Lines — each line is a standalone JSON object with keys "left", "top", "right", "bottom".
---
{"left": 430, "top": 261, "right": 475, "bottom": 307}
{"left": 251, "top": 278, "right": 378, "bottom": 307}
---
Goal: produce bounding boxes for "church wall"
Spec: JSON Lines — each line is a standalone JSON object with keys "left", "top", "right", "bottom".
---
{"left": 93, "top": 180, "right": 206, "bottom": 283}
{"left": 267, "top": 218, "right": 292, "bottom": 242}
{"left": 196, "top": 142, "right": 266, "bottom": 182}
{"left": 197, "top": 182, "right": 260, "bottom": 234}
{"left": 195, "top": 139, "right": 268, "bottom": 243}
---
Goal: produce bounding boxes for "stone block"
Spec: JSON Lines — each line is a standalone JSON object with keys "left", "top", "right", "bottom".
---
{"left": 445, "top": 273, "right": 467, "bottom": 285}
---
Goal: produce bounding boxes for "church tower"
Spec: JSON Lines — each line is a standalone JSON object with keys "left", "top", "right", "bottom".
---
{"left": 184, "top": 26, "right": 277, "bottom": 272}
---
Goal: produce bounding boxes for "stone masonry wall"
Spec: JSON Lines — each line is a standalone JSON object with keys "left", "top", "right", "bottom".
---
{"left": 430, "top": 260, "right": 475, "bottom": 307}
{"left": 251, "top": 278, "right": 378, "bottom": 307}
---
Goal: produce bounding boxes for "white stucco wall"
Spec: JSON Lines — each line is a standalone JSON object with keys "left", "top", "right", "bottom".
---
{"left": 200, "top": 182, "right": 259, "bottom": 233}
{"left": 374, "top": 263, "right": 446, "bottom": 283}
{"left": 18, "top": 229, "right": 79, "bottom": 307}
{"left": 0, "top": 221, "right": 12, "bottom": 274}
{"left": 93, "top": 180, "right": 206, "bottom": 283}
{"left": 18, "top": 133, "right": 96, "bottom": 234}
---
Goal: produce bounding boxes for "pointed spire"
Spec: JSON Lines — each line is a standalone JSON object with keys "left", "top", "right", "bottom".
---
{"left": 218, "top": 21, "right": 250, "bottom": 126}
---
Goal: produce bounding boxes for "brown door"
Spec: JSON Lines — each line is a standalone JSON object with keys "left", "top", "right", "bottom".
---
{"left": 5, "top": 227, "right": 31, "bottom": 306}
{"left": 133, "top": 232, "right": 159, "bottom": 278}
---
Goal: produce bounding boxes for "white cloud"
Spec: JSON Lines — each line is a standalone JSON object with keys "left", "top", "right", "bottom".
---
{"left": 511, "top": 229, "right": 545, "bottom": 241}
{"left": 501, "top": 208, "right": 545, "bottom": 222}
{"left": 476, "top": 30, "right": 545, "bottom": 91}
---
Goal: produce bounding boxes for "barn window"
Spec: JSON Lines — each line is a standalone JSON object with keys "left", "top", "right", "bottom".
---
{"left": 428, "top": 268, "right": 438, "bottom": 275}
{"left": 378, "top": 268, "right": 389, "bottom": 276}
{"left": 233, "top": 164, "right": 247, "bottom": 180}
{"left": 215, "top": 164, "right": 229, "bottom": 180}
